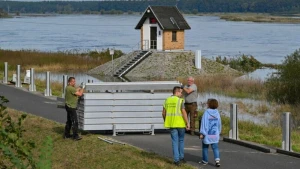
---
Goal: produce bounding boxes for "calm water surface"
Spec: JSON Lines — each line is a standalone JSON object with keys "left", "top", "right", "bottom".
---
{"left": 1, "top": 15, "right": 300, "bottom": 64}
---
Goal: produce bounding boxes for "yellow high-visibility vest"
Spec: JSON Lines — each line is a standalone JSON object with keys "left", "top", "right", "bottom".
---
{"left": 163, "top": 96, "right": 186, "bottom": 128}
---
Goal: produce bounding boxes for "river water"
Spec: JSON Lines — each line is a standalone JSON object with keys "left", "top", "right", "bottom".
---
{"left": 1, "top": 14, "right": 300, "bottom": 64}
{"left": 2, "top": 14, "right": 297, "bottom": 125}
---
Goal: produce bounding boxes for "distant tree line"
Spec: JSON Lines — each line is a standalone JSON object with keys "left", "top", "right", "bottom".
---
{"left": 0, "top": 0, "right": 299, "bottom": 14}
{"left": 0, "top": 7, "right": 8, "bottom": 17}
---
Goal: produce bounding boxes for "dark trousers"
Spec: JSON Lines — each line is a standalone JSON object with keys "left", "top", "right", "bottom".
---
{"left": 185, "top": 102, "right": 198, "bottom": 132}
{"left": 64, "top": 105, "right": 79, "bottom": 137}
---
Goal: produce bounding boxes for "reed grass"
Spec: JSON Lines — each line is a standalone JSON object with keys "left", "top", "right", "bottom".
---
{"left": 219, "top": 13, "right": 300, "bottom": 23}
{"left": 0, "top": 49, "right": 122, "bottom": 72}
{"left": 178, "top": 75, "right": 266, "bottom": 99}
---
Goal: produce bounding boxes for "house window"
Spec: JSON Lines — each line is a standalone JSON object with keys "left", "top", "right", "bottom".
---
{"left": 172, "top": 31, "right": 177, "bottom": 42}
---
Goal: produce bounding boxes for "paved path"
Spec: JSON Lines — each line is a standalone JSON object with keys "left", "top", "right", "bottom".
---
{"left": 0, "top": 83, "right": 299, "bottom": 169}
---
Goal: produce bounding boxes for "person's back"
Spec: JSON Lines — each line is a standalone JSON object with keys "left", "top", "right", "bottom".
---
{"left": 199, "top": 99, "right": 221, "bottom": 167}
{"left": 162, "top": 86, "right": 190, "bottom": 166}
{"left": 200, "top": 108, "right": 221, "bottom": 144}
{"left": 164, "top": 96, "right": 186, "bottom": 128}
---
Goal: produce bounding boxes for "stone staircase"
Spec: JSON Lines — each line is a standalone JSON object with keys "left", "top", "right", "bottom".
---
{"left": 114, "top": 50, "right": 152, "bottom": 77}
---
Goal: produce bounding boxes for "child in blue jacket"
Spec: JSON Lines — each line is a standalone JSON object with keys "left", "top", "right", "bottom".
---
{"left": 199, "top": 98, "right": 221, "bottom": 167}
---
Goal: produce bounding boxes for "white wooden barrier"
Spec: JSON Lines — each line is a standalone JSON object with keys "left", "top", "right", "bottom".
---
{"left": 77, "top": 81, "right": 181, "bottom": 136}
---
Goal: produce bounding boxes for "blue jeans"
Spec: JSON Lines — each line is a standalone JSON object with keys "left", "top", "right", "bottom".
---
{"left": 170, "top": 128, "right": 185, "bottom": 162}
{"left": 202, "top": 142, "right": 220, "bottom": 162}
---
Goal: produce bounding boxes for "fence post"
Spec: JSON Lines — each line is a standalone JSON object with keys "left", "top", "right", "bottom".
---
{"left": 62, "top": 75, "right": 68, "bottom": 98}
{"left": 229, "top": 103, "right": 239, "bottom": 140}
{"left": 3, "top": 62, "right": 8, "bottom": 84}
{"left": 29, "top": 68, "right": 36, "bottom": 92}
{"left": 282, "top": 112, "right": 291, "bottom": 151}
{"left": 113, "top": 124, "right": 117, "bottom": 137}
{"left": 151, "top": 124, "right": 155, "bottom": 136}
{"left": 15, "top": 65, "right": 22, "bottom": 87}
{"left": 44, "top": 71, "right": 52, "bottom": 96}
{"left": 195, "top": 50, "right": 202, "bottom": 69}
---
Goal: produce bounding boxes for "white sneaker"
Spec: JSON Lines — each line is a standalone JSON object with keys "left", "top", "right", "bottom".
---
{"left": 215, "top": 160, "right": 221, "bottom": 167}
{"left": 199, "top": 160, "right": 208, "bottom": 165}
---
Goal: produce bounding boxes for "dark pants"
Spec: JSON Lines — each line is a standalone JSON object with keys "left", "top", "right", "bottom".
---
{"left": 185, "top": 102, "right": 198, "bottom": 132}
{"left": 64, "top": 105, "right": 79, "bottom": 137}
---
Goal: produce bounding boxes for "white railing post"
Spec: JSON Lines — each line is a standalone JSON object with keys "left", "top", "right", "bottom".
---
{"left": 44, "top": 71, "right": 52, "bottom": 96}
{"left": 229, "top": 103, "right": 239, "bottom": 140}
{"left": 62, "top": 75, "right": 68, "bottom": 98}
{"left": 282, "top": 112, "right": 291, "bottom": 151}
{"left": 195, "top": 50, "right": 202, "bottom": 69}
{"left": 3, "top": 62, "right": 8, "bottom": 84}
{"left": 29, "top": 68, "right": 36, "bottom": 92}
{"left": 15, "top": 65, "right": 22, "bottom": 87}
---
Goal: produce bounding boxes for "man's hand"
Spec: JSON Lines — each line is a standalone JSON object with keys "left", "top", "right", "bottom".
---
{"left": 199, "top": 134, "right": 204, "bottom": 139}
{"left": 180, "top": 85, "right": 184, "bottom": 89}
{"left": 186, "top": 124, "right": 190, "bottom": 130}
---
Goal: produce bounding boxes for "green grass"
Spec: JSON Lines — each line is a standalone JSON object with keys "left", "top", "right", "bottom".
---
{"left": 4, "top": 110, "right": 195, "bottom": 169}
{"left": 196, "top": 111, "right": 300, "bottom": 152}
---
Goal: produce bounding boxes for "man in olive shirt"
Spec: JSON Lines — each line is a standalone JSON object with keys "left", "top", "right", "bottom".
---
{"left": 64, "top": 77, "right": 84, "bottom": 141}
{"left": 182, "top": 77, "right": 198, "bottom": 135}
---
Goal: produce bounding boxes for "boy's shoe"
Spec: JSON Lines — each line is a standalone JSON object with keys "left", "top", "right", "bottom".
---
{"left": 63, "top": 134, "right": 72, "bottom": 139}
{"left": 73, "top": 135, "right": 82, "bottom": 141}
{"left": 215, "top": 160, "right": 221, "bottom": 167}
{"left": 174, "top": 161, "right": 180, "bottom": 166}
{"left": 199, "top": 160, "right": 208, "bottom": 165}
{"left": 180, "top": 158, "right": 187, "bottom": 163}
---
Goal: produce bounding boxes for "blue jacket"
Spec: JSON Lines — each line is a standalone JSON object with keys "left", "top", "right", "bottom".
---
{"left": 200, "top": 108, "right": 222, "bottom": 144}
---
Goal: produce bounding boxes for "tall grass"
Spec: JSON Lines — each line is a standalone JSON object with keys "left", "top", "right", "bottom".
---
{"left": 178, "top": 75, "right": 266, "bottom": 99}
{"left": 0, "top": 49, "right": 123, "bottom": 72}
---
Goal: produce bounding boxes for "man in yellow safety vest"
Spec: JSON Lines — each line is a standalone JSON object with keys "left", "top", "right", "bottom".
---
{"left": 162, "top": 86, "right": 190, "bottom": 166}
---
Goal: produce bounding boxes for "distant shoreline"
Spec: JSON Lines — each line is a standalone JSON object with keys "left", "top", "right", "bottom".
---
{"left": 5, "top": 12, "right": 300, "bottom": 24}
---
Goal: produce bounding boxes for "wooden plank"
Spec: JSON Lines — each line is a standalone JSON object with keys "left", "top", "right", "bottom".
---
{"left": 82, "top": 118, "right": 163, "bottom": 124}
{"left": 80, "top": 124, "right": 165, "bottom": 130}
{"left": 84, "top": 93, "right": 171, "bottom": 100}
{"left": 79, "top": 112, "right": 162, "bottom": 118}
{"left": 80, "top": 105, "right": 163, "bottom": 112}
{"left": 81, "top": 99, "right": 165, "bottom": 106}
{"left": 85, "top": 81, "right": 180, "bottom": 91}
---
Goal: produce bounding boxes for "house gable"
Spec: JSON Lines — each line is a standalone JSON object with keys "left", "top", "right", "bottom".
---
{"left": 135, "top": 6, "right": 191, "bottom": 30}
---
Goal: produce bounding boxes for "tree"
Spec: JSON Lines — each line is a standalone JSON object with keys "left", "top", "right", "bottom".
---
{"left": 266, "top": 49, "right": 300, "bottom": 105}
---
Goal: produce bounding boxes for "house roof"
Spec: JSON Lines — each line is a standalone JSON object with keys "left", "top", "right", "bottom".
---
{"left": 135, "top": 6, "right": 191, "bottom": 30}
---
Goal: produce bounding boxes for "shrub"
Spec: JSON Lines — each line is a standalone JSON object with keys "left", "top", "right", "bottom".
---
{"left": 266, "top": 49, "right": 300, "bottom": 105}
{"left": 0, "top": 96, "right": 53, "bottom": 168}
{"left": 216, "top": 54, "right": 262, "bottom": 72}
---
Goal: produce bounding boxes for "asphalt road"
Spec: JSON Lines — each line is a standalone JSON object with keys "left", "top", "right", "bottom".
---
{"left": 1, "top": 83, "right": 299, "bottom": 169}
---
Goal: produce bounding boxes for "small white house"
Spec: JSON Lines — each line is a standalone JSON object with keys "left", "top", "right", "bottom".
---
{"left": 135, "top": 6, "right": 191, "bottom": 51}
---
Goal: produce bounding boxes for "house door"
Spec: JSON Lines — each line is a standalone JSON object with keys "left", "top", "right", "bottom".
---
{"left": 150, "top": 27, "right": 157, "bottom": 49}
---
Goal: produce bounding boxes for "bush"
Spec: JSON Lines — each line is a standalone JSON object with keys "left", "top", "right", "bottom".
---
{"left": 0, "top": 96, "right": 53, "bottom": 168}
{"left": 266, "top": 49, "right": 300, "bottom": 105}
{"left": 215, "top": 54, "right": 262, "bottom": 72}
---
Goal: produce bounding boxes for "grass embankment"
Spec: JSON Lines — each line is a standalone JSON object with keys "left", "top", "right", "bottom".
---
{"left": 218, "top": 13, "right": 300, "bottom": 23}
{"left": 4, "top": 110, "right": 194, "bottom": 169}
{"left": 195, "top": 112, "right": 300, "bottom": 152}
